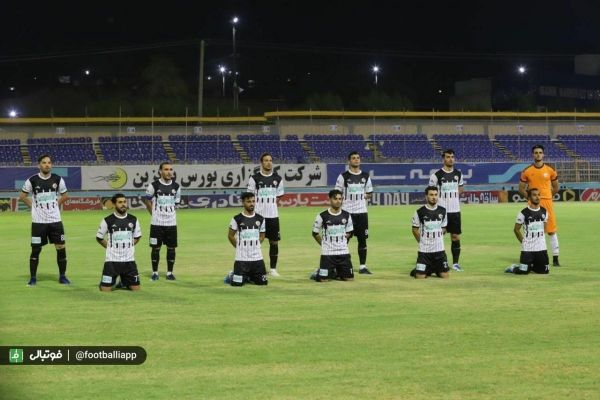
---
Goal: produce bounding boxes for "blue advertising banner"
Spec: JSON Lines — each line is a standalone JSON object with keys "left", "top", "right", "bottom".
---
{"left": 0, "top": 167, "right": 82, "bottom": 190}
{"left": 327, "top": 163, "right": 529, "bottom": 186}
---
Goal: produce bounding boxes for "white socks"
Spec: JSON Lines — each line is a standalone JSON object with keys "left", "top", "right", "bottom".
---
{"left": 549, "top": 234, "right": 559, "bottom": 256}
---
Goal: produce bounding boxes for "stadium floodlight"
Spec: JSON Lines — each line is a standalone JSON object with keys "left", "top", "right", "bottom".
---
{"left": 8, "top": 109, "right": 18, "bottom": 118}
{"left": 218, "top": 65, "right": 227, "bottom": 97}
{"left": 231, "top": 16, "right": 240, "bottom": 109}
{"left": 518, "top": 65, "right": 527, "bottom": 74}
{"left": 84, "top": 69, "right": 90, "bottom": 76}
{"left": 372, "top": 65, "right": 380, "bottom": 86}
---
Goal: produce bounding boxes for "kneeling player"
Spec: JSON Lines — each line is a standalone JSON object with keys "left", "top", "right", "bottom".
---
{"left": 505, "top": 188, "right": 549, "bottom": 275}
{"left": 410, "top": 186, "right": 450, "bottom": 279}
{"left": 311, "top": 189, "right": 354, "bottom": 282}
{"left": 226, "top": 192, "right": 268, "bottom": 287}
{"left": 96, "top": 193, "right": 142, "bottom": 291}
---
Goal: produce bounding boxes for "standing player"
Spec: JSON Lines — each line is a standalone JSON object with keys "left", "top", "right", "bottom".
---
{"left": 144, "top": 161, "right": 181, "bottom": 281}
{"left": 518, "top": 144, "right": 560, "bottom": 266}
{"left": 247, "top": 152, "right": 284, "bottom": 277}
{"left": 18, "top": 154, "right": 70, "bottom": 286}
{"left": 311, "top": 189, "right": 354, "bottom": 282}
{"left": 225, "top": 192, "right": 267, "bottom": 287}
{"left": 505, "top": 188, "right": 549, "bottom": 274}
{"left": 429, "top": 149, "right": 464, "bottom": 272}
{"left": 335, "top": 151, "right": 373, "bottom": 275}
{"left": 410, "top": 186, "right": 449, "bottom": 279}
{"left": 97, "top": 193, "right": 142, "bottom": 291}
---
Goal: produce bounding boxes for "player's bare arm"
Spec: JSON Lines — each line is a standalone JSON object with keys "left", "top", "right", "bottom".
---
{"left": 312, "top": 231, "right": 322, "bottom": 246}
{"left": 551, "top": 179, "right": 559, "bottom": 195}
{"left": 96, "top": 237, "right": 108, "bottom": 248}
{"left": 144, "top": 199, "right": 153, "bottom": 215}
{"left": 518, "top": 181, "right": 527, "bottom": 199}
{"left": 259, "top": 232, "right": 266, "bottom": 243}
{"left": 57, "top": 192, "right": 68, "bottom": 206}
{"left": 412, "top": 227, "right": 420, "bottom": 243}
{"left": 513, "top": 223, "right": 523, "bottom": 243}
{"left": 228, "top": 228, "right": 237, "bottom": 248}
{"left": 18, "top": 191, "right": 32, "bottom": 208}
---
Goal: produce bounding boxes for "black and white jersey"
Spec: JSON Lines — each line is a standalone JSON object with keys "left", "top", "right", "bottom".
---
{"left": 335, "top": 170, "right": 373, "bottom": 214}
{"left": 21, "top": 173, "right": 67, "bottom": 223}
{"left": 247, "top": 172, "right": 284, "bottom": 218}
{"left": 229, "top": 212, "right": 266, "bottom": 261}
{"left": 313, "top": 209, "right": 354, "bottom": 256}
{"left": 516, "top": 206, "right": 548, "bottom": 252}
{"left": 96, "top": 213, "right": 142, "bottom": 262}
{"left": 429, "top": 168, "right": 464, "bottom": 213}
{"left": 145, "top": 179, "right": 181, "bottom": 226}
{"left": 412, "top": 205, "right": 447, "bottom": 253}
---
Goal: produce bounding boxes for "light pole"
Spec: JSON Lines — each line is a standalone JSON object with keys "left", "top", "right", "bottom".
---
{"left": 219, "top": 65, "right": 227, "bottom": 97}
{"left": 372, "top": 65, "right": 380, "bottom": 86}
{"left": 232, "top": 16, "right": 239, "bottom": 110}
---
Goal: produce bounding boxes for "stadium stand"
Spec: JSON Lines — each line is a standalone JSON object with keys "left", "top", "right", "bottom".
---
{"left": 237, "top": 134, "right": 307, "bottom": 163}
{"left": 495, "top": 135, "right": 569, "bottom": 160}
{"left": 0, "top": 139, "right": 23, "bottom": 164}
{"left": 99, "top": 136, "right": 169, "bottom": 163}
{"left": 370, "top": 134, "right": 437, "bottom": 161}
{"left": 28, "top": 137, "right": 96, "bottom": 164}
{"left": 558, "top": 135, "right": 600, "bottom": 159}
{"left": 169, "top": 135, "right": 241, "bottom": 163}
{"left": 305, "top": 134, "right": 373, "bottom": 162}
{"left": 433, "top": 134, "right": 511, "bottom": 161}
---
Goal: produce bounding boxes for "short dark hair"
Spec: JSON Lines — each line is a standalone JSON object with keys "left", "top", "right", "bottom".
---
{"left": 38, "top": 154, "right": 52, "bottom": 163}
{"left": 442, "top": 149, "right": 455, "bottom": 157}
{"left": 328, "top": 189, "right": 343, "bottom": 199}
{"left": 527, "top": 188, "right": 539, "bottom": 198}
{"left": 260, "top": 153, "right": 272, "bottom": 162}
{"left": 159, "top": 161, "right": 172, "bottom": 170}
{"left": 425, "top": 185, "right": 438, "bottom": 195}
{"left": 241, "top": 192, "right": 255, "bottom": 201}
{"left": 532, "top": 144, "right": 544, "bottom": 153}
{"left": 347, "top": 151, "right": 360, "bottom": 160}
{"left": 111, "top": 193, "right": 126, "bottom": 204}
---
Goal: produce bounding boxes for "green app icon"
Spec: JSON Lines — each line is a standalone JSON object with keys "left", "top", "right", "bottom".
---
{"left": 9, "top": 349, "right": 23, "bottom": 364}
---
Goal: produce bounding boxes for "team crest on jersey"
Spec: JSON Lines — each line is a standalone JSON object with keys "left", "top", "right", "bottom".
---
{"left": 454, "top": 176, "right": 459, "bottom": 180}
{"left": 171, "top": 189, "right": 176, "bottom": 194}
{"left": 128, "top": 223, "right": 134, "bottom": 228}
{"left": 342, "top": 218, "right": 347, "bottom": 224}
{"left": 255, "top": 221, "right": 261, "bottom": 226}
{"left": 52, "top": 183, "right": 57, "bottom": 189}
{"left": 361, "top": 178, "right": 366, "bottom": 183}
{"left": 273, "top": 180, "right": 278, "bottom": 185}
{"left": 543, "top": 173, "right": 548, "bottom": 178}
{"left": 438, "top": 214, "right": 443, "bottom": 219}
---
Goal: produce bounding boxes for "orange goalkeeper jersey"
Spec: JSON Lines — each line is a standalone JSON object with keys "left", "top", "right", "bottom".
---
{"left": 520, "top": 163, "right": 557, "bottom": 200}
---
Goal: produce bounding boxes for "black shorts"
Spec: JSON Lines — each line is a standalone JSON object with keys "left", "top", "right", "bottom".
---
{"left": 350, "top": 213, "right": 369, "bottom": 240}
{"left": 446, "top": 212, "right": 462, "bottom": 235}
{"left": 517, "top": 251, "right": 549, "bottom": 274}
{"left": 31, "top": 222, "right": 65, "bottom": 247}
{"left": 232, "top": 260, "right": 268, "bottom": 286}
{"left": 264, "top": 218, "right": 281, "bottom": 241}
{"left": 100, "top": 261, "right": 140, "bottom": 288}
{"left": 317, "top": 254, "right": 354, "bottom": 281}
{"left": 149, "top": 225, "right": 178, "bottom": 247}
{"left": 414, "top": 251, "right": 449, "bottom": 276}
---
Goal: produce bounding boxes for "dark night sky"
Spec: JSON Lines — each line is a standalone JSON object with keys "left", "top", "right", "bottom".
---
{"left": 2, "top": 1, "right": 600, "bottom": 112}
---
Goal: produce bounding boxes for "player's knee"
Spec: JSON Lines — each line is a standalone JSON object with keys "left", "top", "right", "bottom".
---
{"left": 55, "top": 244, "right": 65, "bottom": 250}
{"left": 30, "top": 247, "right": 42, "bottom": 259}
{"left": 269, "top": 240, "right": 279, "bottom": 246}
{"left": 451, "top": 234, "right": 460, "bottom": 241}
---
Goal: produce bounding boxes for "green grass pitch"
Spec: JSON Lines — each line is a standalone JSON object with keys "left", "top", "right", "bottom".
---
{"left": 1, "top": 203, "right": 599, "bottom": 399}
